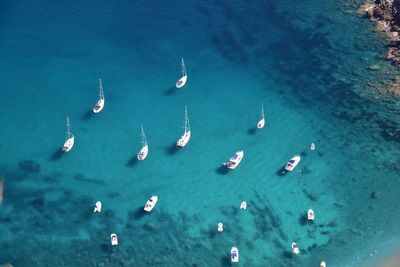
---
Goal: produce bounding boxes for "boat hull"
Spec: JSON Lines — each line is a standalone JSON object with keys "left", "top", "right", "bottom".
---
{"left": 176, "top": 75, "right": 187, "bottom": 88}
{"left": 257, "top": 118, "right": 265, "bottom": 129}
{"left": 93, "top": 99, "right": 105, "bottom": 113}
{"left": 176, "top": 131, "right": 191, "bottom": 148}
{"left": 62, "top": 136, "right": 75, "bottom": 152}
{"left": 292, "top": 242, "right": 299, "bottom": 254}
{"left": 307, "top": 209, "right": 314, "bottom": 220}
{"left": 231, "top": 247, "right": 239, "bottom": 262}
{"left": 144, "top": 196, "right": 158, "bottom": 212}
{"left": 137, "top": 145, "right": 148, "bottom": 160}
{"left": 284, "top": 155, "right": 301, "bottom": 171}
{"left": 111, "top": 233, "right": 118, "bottom": 246}
{"left": 320, "top": 261, "right": 326, "bottom": 267}
{"left": 225, "top": 151, "right": 244, "bottom": 169}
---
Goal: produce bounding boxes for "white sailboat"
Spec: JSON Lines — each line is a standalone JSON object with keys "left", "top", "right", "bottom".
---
{"left": 62, "top": 116, "right": 74, "bottom": 152}
{"left": 257, "top": 104, "right": 265, "bottom": 129}
{"left": 176, "top": 106, "right": 191, "bottom": 148}
{"left": 137, "top": 124, "right": 148, "bottom": 160}
{"left": 93, "top": 78, "right": 105, "bottom": 113}
{"left": 176, "top": 57, "right": 187, "bottom": 88}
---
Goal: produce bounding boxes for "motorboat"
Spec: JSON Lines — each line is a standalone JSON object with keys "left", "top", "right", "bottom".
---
{"left": 320, "top": 261, "right": 326, "bottom": 267}
{"left": 285, "top": 155, "right": 301, "bottom": 171}
{"left": 240, "top": 201, "right": 247, "bottom": 210}
{"left": 223, "top": 151, "right": 244, "bottom": 169}
{"left": 144, "top": 195, "right": 158, "bottom": 212}
{"left": 257, "top": 104, "right": 265, "bottom": 129}
{"left": 93, "top": 78, "right": 105, "bottom": 113}
{"left": 292, "top": 242, "right": 299, "bottom": 255}
{"left": 137, "top": 124, "right": 148, "bottom": 160}
{"left": 176, "top": 106, "right": 191, "bottom": 148}
{"left": 111, "top": 233, "right": 118, "bottom": 246}
{"left": 94, "top": 201, "right": 102, "bottom": 213}
{"left": 62, "top": 116, "right": 74, "bottom": 152}
{"left": 218, "top": 222, "right": 223, "bottom": 232}
{"left": 176, "top": 57, "right": 187, "bottom": 88}
{"left": 308, "top": 209, "right": 315, "bottom": 221}
{"left": 231, "top": 247, "right": 239, "bottom": 262}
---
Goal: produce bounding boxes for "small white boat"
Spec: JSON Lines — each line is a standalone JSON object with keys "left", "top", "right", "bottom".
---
{"left": 223, "top": 151, "right": 244, "bottom": 169}
{"left": 310, "top": 143, "right": 315, "bottom": 150}
{"left": 320, "top": 261, "right": 326, "bottom": 267}
{"left": 94, "top": 201, "right": 102, "bottom": 213}
{"left": 231, "top": 247, "right": 239, "bottom": 263}
{"left": 62, "top": 116, "right": 74, "bottom": 152}
{"left": 307, "top": 209, "right": 315, "bottom": 221}
{"left": 111, "top": 233, "right": 118, "bottom": 246}
{"left": 257, "top": 104, "right": 265, "bottom": 129}
{"left": 292, "top": 242, "right": 299, "bottom": 255}
{"left": 176, "top": 57, "right": 187, "bottom": 88}
{"left": 176, "top": 106, "right": 191, "bottom": 148}
{"left": 144, "top": 195, "right": 158, "bottom": 212}
{"left": 137, "top": 124, "right": 148, "bottom": 160}
{"left": 93, "top": 78, "right": 105, "bottom": 113}
{"left": 218, "top": 222, "right": 223, "bottom": 232}
{"left": 240, "top": 201, "right": 247, "bottom": 210}
{"left": 285, "top": 155, "right": 301, "bottom": 171}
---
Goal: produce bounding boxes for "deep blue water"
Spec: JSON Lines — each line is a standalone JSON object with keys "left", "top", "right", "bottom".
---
{"left": 0, "top": 0, "right": 400, "bottom": 266}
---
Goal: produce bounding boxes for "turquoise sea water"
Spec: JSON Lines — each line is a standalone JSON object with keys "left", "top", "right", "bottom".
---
{"left": 1, "top": 0, "right": 400, "bottom": 266}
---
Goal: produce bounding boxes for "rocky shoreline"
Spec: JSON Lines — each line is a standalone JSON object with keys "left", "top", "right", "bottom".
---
{"left": 359, "top": 0, "right": 400, "bottom": 99}
{"left": 361, "top": 0, "right": 400, "bottom": 66}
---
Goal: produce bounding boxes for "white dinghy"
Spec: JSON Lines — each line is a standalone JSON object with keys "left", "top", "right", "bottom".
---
{"left": 240, "top": 201, "right": 247, "bottom": 210}
{"left": 218, "top": 222, "right": 223, "bottom": 232}
{"left": 307, "top": 209, "right": 315, "bottom": 221}
{"left": 231, "top": 247, "right": 239, "bottom": 262}
{"left": 310, "top": 143, "right": 316, "bottom": 150}
{"left": 94, "top": 201, "right": 102, "bottom": 213}
{"left": 93, "top": 78, "right": 105, "bottom": 113}
{"left": 320, "top": 261, "right": 326, "bottom": 267}
{"left": 137, "top": 124, "right": 148, "bottom": 160}
{"left": 176, "top": 57, "right": 187, "bottom": 88}
{"left": 223, "top": 151, "right": 244, "bottom": 169}
{"left": 176, "top": 106, "right": 191, "bottom": 148}
{"left": 285, "top": 155, "right": 301, "bottom": 171}
{"left": 257, "top": 104, "right": 265, "bottom": 129}
{"left": 62, "top": 116, "right": 74, "bottom": 152}
{"left": 144, "top": 195, "right": 158, "bottom": 212}
{"left": 292, "top": 242, "right": 299, "bottom": 255}
{"left": 111, "top": 233, "right": 118, "bottom": 246}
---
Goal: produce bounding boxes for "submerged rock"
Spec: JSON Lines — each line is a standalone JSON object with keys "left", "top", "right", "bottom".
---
{"left": 18, "top": 160, "right": 41, "bottom": 173}
{"left": 371, "top": 191, "right": 379, "bottom": 199}
{"left": 368, "top": 65, "right": 380, "bottom": 70}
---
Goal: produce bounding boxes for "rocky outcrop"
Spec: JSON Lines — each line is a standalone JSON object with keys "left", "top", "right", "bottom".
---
{"left": 361, "top": 0, "right": 400, "bottom": 70}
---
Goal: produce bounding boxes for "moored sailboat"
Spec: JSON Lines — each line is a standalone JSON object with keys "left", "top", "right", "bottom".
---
{"left": 176, "top": 106, "right": 191, "bottom": 148}
{"left": 93, "top": 78, "right": 105, "bottom": 113}
{"left": 137, "top": 124, "right": 148, "bottom": 160}
{"left": 62, "top": 116, "right": 74, "bottom": 152}
{"left": 176, "top": 57, "right": 187, "bottom": 88}
{"left": 257, "top": 104, "right": 265, "bottom": 129}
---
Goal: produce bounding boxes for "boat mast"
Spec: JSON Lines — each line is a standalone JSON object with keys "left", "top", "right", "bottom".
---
{"left": 184, "top": 106, "right": 190, "bottom": 133}
{"left": 261, "top": 104, "right": 264, "bottom": 119}
{"left": 66, "top": 116, "right": 72, "bottom": 139}
{"left": 181, "top": 57, "right": 186, "bottom": 77}
{"left": 141, "top": 124, "right": 147, "bottom": 146}
{"left": 99, "top": 78, "right": 104, "bottom": 100}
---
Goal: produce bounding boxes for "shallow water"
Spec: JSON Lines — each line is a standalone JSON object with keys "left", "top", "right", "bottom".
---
{"left": 0, "top": 0, "right": 399, "bottom": 266}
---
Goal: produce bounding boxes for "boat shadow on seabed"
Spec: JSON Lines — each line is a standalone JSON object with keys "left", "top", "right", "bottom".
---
{"left": 49, "top": 148, "right": 64, "bottom": 161}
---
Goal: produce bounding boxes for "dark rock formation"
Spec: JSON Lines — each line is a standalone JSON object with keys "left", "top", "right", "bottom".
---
{"left": 18, "top": 160, "right": 41, "bottom": 173}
